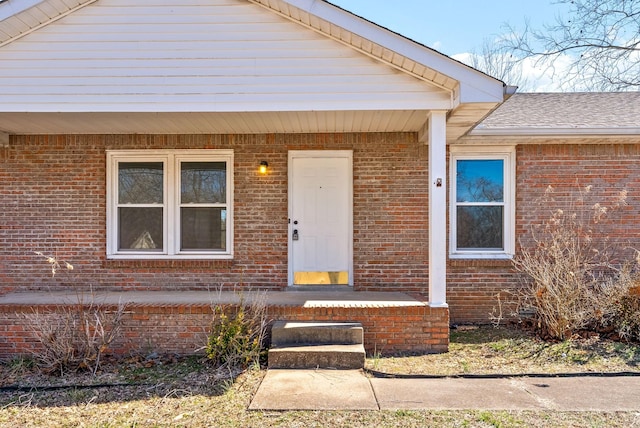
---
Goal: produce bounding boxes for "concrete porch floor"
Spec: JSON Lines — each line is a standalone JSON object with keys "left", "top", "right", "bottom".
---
{"left": 0, "top": 289, "right": 428, "bottom": 308}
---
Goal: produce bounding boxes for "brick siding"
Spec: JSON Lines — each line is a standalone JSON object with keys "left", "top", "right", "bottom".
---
{"left": 0, "top": 133, "right": 428, "bottom": 293}
{"left": 0, "top": 302, "right": 449, "bottom": 358}
{"left": 448, "top": 141, "right": 640, "bottom": 323}
{"left": 3, "top": 133, "right": 640, "bottom": 328}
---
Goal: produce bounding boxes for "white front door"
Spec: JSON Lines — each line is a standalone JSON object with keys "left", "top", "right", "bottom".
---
{"left": 289, "top": 151, "right": 352, "bottom": 286}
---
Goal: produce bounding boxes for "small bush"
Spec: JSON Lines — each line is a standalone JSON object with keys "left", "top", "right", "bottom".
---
{"left": 205, "top": 290, "right": 268, "bottom": 374}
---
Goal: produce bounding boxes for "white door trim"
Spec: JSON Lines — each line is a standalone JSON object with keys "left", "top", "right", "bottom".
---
{"left": 287, "top": 150, "right": 354, "bottom": 287}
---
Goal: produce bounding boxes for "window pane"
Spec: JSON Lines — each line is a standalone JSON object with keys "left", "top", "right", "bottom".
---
{"left": 181, "top": 162, "right": 226, "bottom": 204}
{"left": 118, "top": 162, "right": 163, "bottom": 204}
{"left": 457, "top": 206, "right": 503, "bottom": 250}
{"left": 118, "top": 207, "right": 163, "bottom": 251}
{"left": 181, "top": 207, "right": 226, "bottom": 251}
{"left": 456, "top": 160, "right": 503, "bottom": 203}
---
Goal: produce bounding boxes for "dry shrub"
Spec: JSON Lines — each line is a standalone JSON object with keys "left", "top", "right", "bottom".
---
{"left": 34, "top": 251, "right": 74, "bottom": 277}
{"left": 205, "top": 289, "right": 268, "bottom": 376}
{"left": 610, "top": 280, "right": 640, "bottom": 341}
{"left": 25, "top": 298, "right": 127, "bottom": 375}
{"left": 513, "top": 184, "right": 640, "bottom": 341}
{"left": 25, "top": 252, "right": 128, "bottom": 375}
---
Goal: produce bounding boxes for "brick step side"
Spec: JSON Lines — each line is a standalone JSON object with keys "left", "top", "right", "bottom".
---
{"left": 268, "top": 344, "right": 366, "bottom": 369}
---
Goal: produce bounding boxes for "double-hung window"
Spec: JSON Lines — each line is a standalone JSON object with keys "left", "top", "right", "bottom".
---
{"left": 106, "top": 150, "right": 233, "bottom": 259}
{"left": 450, "top": 146, "right": 515, "bottom": 259}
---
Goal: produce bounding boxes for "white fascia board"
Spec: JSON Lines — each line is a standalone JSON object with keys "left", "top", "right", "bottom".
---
{"left": 285, "top": 0, "right": 505, "bottom": 104}
{"left": 471, "top": 127, "right": 640, "bottom": 137}
{"left": 0, "top": 97, "right": 453, "bottom": 113}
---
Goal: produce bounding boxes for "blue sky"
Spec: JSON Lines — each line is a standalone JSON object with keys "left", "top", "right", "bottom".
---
{"left": 329, "top": 1, "right": 573, "bottom": 90}
{"left": 329, "top": 0, "right": 568, "bottom": 56}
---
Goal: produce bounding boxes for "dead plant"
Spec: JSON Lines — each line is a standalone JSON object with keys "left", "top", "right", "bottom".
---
{"left": 24, "top": 296, "right": 127, "bottom": 376}
{"left": 513, "top": 184, "right": 639, "bottom": 340}
{"left": 24, "top": 252, "right": 128, "bottom": 375}
{"left": 34, "top": 251, "right": 74, "bottom": 277}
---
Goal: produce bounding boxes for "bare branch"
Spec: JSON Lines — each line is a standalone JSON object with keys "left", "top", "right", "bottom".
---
{"left": 499, "top": 0, "right": 640, "bottom": 90}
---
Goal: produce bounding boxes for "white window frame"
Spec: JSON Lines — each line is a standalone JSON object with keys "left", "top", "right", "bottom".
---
{"left": 106, "top": 149, "right": 234, "bottom": 259}
{"left": 449, "top": 145, "right": 515, "bottom": 259}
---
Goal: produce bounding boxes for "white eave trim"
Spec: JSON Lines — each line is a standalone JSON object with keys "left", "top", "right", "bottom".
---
{"left": 0, "top": 0, "right": 98, "bottom": 48}
{"left": 471, "top": 127, "right": 640, "bottom": 137}
{"left": 0, "top": 0, "right": 42, "bottom": 21}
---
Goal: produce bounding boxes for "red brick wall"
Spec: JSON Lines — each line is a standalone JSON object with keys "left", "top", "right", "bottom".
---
{"left": 354, "top": 138, "right": 429, "bottom": 292}
{"left": 0, "top": 133, "right": 428, "bottom": 293}
{"left": 515, "top": 143, "right": 640, "bottom": 247}
{"left": 447, "top": 260, "right": 516, "bottom": 324}
{"left": 4, "top": 134, "right": 640, "bottom": 325}
{"left": 0, "top": 303, "right": 449, "bottom": 358}
{"left": 448, "top": 141, "right": 640, "bottom": 323}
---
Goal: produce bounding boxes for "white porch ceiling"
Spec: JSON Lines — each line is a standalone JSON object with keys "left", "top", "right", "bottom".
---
{"left": 0, "top": 106, "right": 492, "bottom": 142}
{"left": 0, "top": 111, "right": 430, "bottom": 135}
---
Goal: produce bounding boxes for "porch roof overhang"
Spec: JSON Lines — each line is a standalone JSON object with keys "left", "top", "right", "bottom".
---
{"left": 0, "top": 108, "right": 500, "bottom": 140}
{"left": 0, "top": 0, "right": 507, "bottom": 141}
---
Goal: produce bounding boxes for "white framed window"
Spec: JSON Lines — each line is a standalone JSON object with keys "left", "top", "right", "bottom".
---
{"left": 449, "top": 146, "right": 515, "bottom": 259}
{"left": 106, "top": 150, "right": 233, "bottom": 259}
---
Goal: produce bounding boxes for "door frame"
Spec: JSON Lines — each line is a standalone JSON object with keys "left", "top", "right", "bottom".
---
{"left": 287, "top": 150, "right": 354, "bottom": 287}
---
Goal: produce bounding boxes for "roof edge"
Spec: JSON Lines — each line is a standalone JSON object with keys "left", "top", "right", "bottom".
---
{"left": 0, "top": 0, "right": 41, "bottom": 21}
{"left": 0, "top": 0, "right": 98, "bottom": 48}
{"left": 471, "top": 127, "right": 640, "bottom": 137}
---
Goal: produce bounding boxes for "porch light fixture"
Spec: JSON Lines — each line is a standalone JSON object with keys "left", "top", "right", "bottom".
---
{"left": 259, "top": 160, "right": 268, "bottom": 174}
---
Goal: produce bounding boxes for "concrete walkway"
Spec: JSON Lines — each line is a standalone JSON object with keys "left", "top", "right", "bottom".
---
{"left": 250, "top": 369, "right": 640, "bottom": 411}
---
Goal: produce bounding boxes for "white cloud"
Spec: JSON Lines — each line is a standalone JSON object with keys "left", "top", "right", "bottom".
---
{"left": 451, "top": 53, "right": 473, "bottom": 65}
{"left": 452, "top": 52, "right": 574, "bottom": 92}
{"left": 517, "top": 55, "right": 572, "bottom": 92}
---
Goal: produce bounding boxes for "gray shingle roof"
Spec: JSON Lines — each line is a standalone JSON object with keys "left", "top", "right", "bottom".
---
{"left": 473, "top": 92, "right": 640, "bottom": 135}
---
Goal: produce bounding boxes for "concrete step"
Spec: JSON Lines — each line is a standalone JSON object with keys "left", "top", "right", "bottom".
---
{"left": 268, "top": 344, "right": 366, "bottom": 369}
{"left": 271, "top": 321, "right": 363, "bottom": 346}
{"left": 268, "top": 321, "right": 366, "bottom": 369}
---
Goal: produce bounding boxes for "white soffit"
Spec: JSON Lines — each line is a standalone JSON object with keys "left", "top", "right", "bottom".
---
{"left": 0, "top": 111, "right": 434, "bottom": 135}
